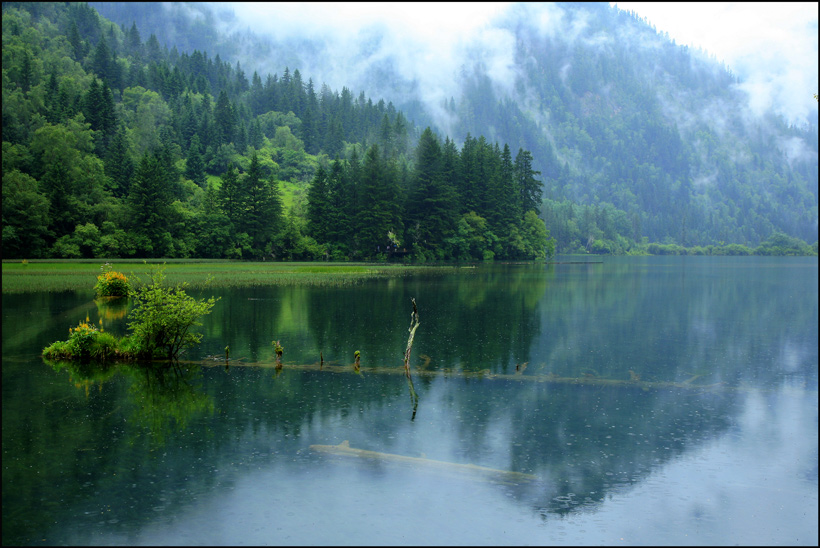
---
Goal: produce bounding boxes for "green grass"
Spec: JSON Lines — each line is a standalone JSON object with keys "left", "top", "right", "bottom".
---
{"left": 2, "top": 260, "right": 454, "bottom": 293}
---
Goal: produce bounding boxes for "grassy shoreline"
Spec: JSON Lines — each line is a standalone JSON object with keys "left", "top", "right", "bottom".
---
{"left": 1, "top": 260, "right": 455, "bottom": 293}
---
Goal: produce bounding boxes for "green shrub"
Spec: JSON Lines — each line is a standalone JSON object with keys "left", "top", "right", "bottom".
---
{"left": 89, "top": 331, "right": 119, "bottom": 360}
{"left": 43, "top": 316, "right": 105, "bottom": 360}
{"left": 43, "top": 266, "right": 218, "bottom": 362}
{"left": 94, "top": 263, "right": 131, "bottom": 297}
{"left": 127, "top": 266, "right": 219, "bottom": 360}
{"left": 42, "top": 339, "right": 72, "bottom": 360}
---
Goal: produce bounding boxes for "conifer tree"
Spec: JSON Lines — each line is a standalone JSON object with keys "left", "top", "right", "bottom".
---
{"left": 325, "top": 156, "right": 351, "bottom": 251}
{"left": 495, "top": 143, "right": 518, "bottom": 227}
{"left": 185, "top": 134, "right": 207, "bottom": 187}
{"left": 105, "top": 126, "right": 134, "bottom": 198}
{"left": 213, "top": 89, "right": 235, "bottom": 145}
{"left": 306, "top": 165, "right": 330, "bottom": 242}
{"left": 515, "top": 148, "right": 543, "bottom": 215}
{"left": 218, "top": 164, "right": 242, "bottom": 230}
{"left": 129, "top": 152, "right": 172, "bottom": 254}
{"left": 239, "top": 151, "right": 282, "bottom": 256}
{"left": 358, "top": 145, "right": 402, "bottom": 257}
{"left": 408, "top": 128, "right": 458, "bottom": 255}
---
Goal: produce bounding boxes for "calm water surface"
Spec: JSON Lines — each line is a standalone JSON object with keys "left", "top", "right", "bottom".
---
{"left": 2, "top": 257, "right": 817, "bottom": 545}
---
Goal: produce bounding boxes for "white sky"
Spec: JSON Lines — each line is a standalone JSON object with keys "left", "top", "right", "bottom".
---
{"left": 616, "top": 2, "right": 818, "bottom": 126}
{"left": 227, "top": 2, "right": 819, "bottom": 126}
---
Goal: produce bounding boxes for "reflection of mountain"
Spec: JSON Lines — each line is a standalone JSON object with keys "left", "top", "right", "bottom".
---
{"left": 452, "top": 380, "right": 739, "bottom": 516}
{"left": 2, "top": 259, "right": 817, "bottom": 543}
{"left": 1, "top": 354, "right": 744, "bottom": 545}
{"left": 534, "top": 257, "right": 819, "bottom": 387}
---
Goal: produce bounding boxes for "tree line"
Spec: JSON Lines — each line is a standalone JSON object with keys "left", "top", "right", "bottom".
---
{"left": 306, "top": 129, "right": 553, "bottom": 261}
{"left": 3, "top": 2, "right": 813, "bottom": 260}
{"left": 4, "top": 3, "right": 551, "bottom": 261}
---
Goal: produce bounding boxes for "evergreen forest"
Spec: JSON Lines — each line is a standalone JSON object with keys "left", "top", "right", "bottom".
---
{"left": 2, "top": 2, "right": 817, "bottom": 260}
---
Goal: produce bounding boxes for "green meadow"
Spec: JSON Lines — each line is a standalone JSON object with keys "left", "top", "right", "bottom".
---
{"left": 2, "top": 260, "right": 453, "bottom": 294}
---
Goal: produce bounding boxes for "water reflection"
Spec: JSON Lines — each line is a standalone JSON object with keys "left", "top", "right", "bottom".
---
{"left": 2, "top": 258, "right": 817, "bottom": 545}
{"left": 43, "top": 357, "right": 215, "bottom": 449}
{"left": 94, "top": 296, "right": 129, "bottom": 322}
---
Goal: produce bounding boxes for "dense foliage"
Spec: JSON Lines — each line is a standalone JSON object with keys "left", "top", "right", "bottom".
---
{"left": 43, "top": 265, "right": 218, "bottom": 360}
{"left": 94, "top": 2, "right": 818, "bottom": 255}
{"left": 3, "top": 2, "right": 816, "bottom": 258}
{"left": 2, "top": 2, "right": 554, "bottom": 261}
{"left": 437, "top": 4, "right": 819, "bottom": 253}
{"left": 306, "top": 131, "right": 554, "bottom": 261}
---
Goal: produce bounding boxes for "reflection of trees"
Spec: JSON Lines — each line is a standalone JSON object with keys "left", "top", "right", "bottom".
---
{"left": 121, "top": 363, "right": 214, "bottom": 446}
{"left": 4, "top": 259, "right": 816, "bottom": 543}
{"left": 303, "top": 265, "right": 551, "bottom": 375}
{"left": 195, "top": 265, "right": 550, "bottom": 376}
{"left": 426, "top": 377, "right": 739, "bottom": 517}
{"left": 42, "top": 358, "right": 214, "bottom": 447}
{"left": 199, "top": 286, "right": 319, "bottom": 364}
{"left": 535, "top": 258, "right": 819, "bottom": 387}
{"left": 46, "top": 358, "right": 118, "bottom": 396}
{"left": 9, "top": 351, "right": 742, "bottom": 543}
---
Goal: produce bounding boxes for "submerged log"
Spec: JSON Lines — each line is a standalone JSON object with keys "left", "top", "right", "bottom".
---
{"left": 309, "top": 440, "right": 538, "bottom": 484}
{"left": 196, "top": 356, "right": 731, "bottom": 392}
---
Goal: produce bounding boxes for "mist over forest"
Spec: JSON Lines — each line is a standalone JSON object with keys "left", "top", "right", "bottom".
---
{"left": 3, "top": 2, "right": 817, "bottom": 259}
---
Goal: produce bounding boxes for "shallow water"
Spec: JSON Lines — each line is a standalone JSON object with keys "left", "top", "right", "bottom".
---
{"left": 2, "top": 257, "right": 817, "bottom": 545}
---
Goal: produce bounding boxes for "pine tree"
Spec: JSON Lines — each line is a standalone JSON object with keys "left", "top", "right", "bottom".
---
{"left": 458, "top": 134, "right": 479, "bottom": 213}
{"left": 129, "top": 152, "right": 172, "bottom": 253}
{"left": 213, "top": 90, "right": 235, "bottom": 146}
{"left": 67, "top": 21, "right": 85, "bottom": 61}
{"left": 105, "top": 126, "right": 134, "bottom": 198}
{"left": 91, "top": 36, "right": 112, "bottom": 82}
{"left": 515, "top": 148, "right": 543, "bottom": 215}
{"left": 218, "top": 164, "right": 242, "bottom": 230}
{"left": 250, "top": 71, "right": 264, "bottom": 115}
{"left": 185, "top": 134, "right": 207, "bottom": 187}
{"left": 239, "top": 151, "right": 282, "bottom": 256}
{"left": 358, "top": 145, "right": 401, "bottom": 257}
{"left": 408, "top": 128, "right": 458, "bottom": 255}
{"left": 306, "top": 165, "right": 330, "bottom": 242}
{"left": 126, "top": 22, "right": 142, "bottom": 58}
{"left": 325, "top": 156, "right": 351, "bottom": 250}
{"left": 248, "top": 118, "right": 263, "bottom": 150}
{"left": 494, "top": 143, "right": 518, "bottom": 228}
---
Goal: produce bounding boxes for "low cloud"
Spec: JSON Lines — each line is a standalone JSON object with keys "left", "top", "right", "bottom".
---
{"left": 194, "top": 2, "right": 816, "bottom": 135}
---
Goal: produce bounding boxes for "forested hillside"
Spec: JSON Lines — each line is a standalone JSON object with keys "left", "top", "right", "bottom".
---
{"left": 2, "top": 2, "right": 552, "bottom": 261}
{"left": 86, "top": 2, "right": 818, "bottom": 255}
{"left": 3, "top": 2, "right": 817, "bottom": 260}
{"left": 451, "top": 3, "right": 819, "bottom": 252}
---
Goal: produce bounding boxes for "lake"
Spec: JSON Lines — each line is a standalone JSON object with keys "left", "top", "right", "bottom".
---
{"left": 2, "top": 256, "right": 817, "bottom": 545}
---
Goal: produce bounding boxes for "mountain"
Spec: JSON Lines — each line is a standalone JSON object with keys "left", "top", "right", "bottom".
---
{"left": 3, "top": 2, "right": 816, "bottom": 260}
{"left": 90, "top": 2, "right": 817, "bottom": 251}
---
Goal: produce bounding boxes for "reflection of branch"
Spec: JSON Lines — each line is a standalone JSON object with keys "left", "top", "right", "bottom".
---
{"left": 406, "top": 373, "right": 419, "bottom": 421}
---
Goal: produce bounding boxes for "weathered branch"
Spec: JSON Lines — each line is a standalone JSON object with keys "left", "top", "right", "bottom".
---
{"left": 403, "top": 298, "right": 420, "bottom": 374}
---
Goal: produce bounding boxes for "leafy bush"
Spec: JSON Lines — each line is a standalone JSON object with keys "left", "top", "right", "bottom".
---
{"left": 127, "top": 267, "right": 218, "bottom": 360}
{"left": 755, "top": 231, "right": 813, "bottom": 256}
{"left": 43, "top": 267, "right": 219, "bottom": 362}
{"left": 94, "top": 263, "right": 131, "bottom": 297}
{"left": 43, "top": 316, "right": 108, "bottom": 360}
